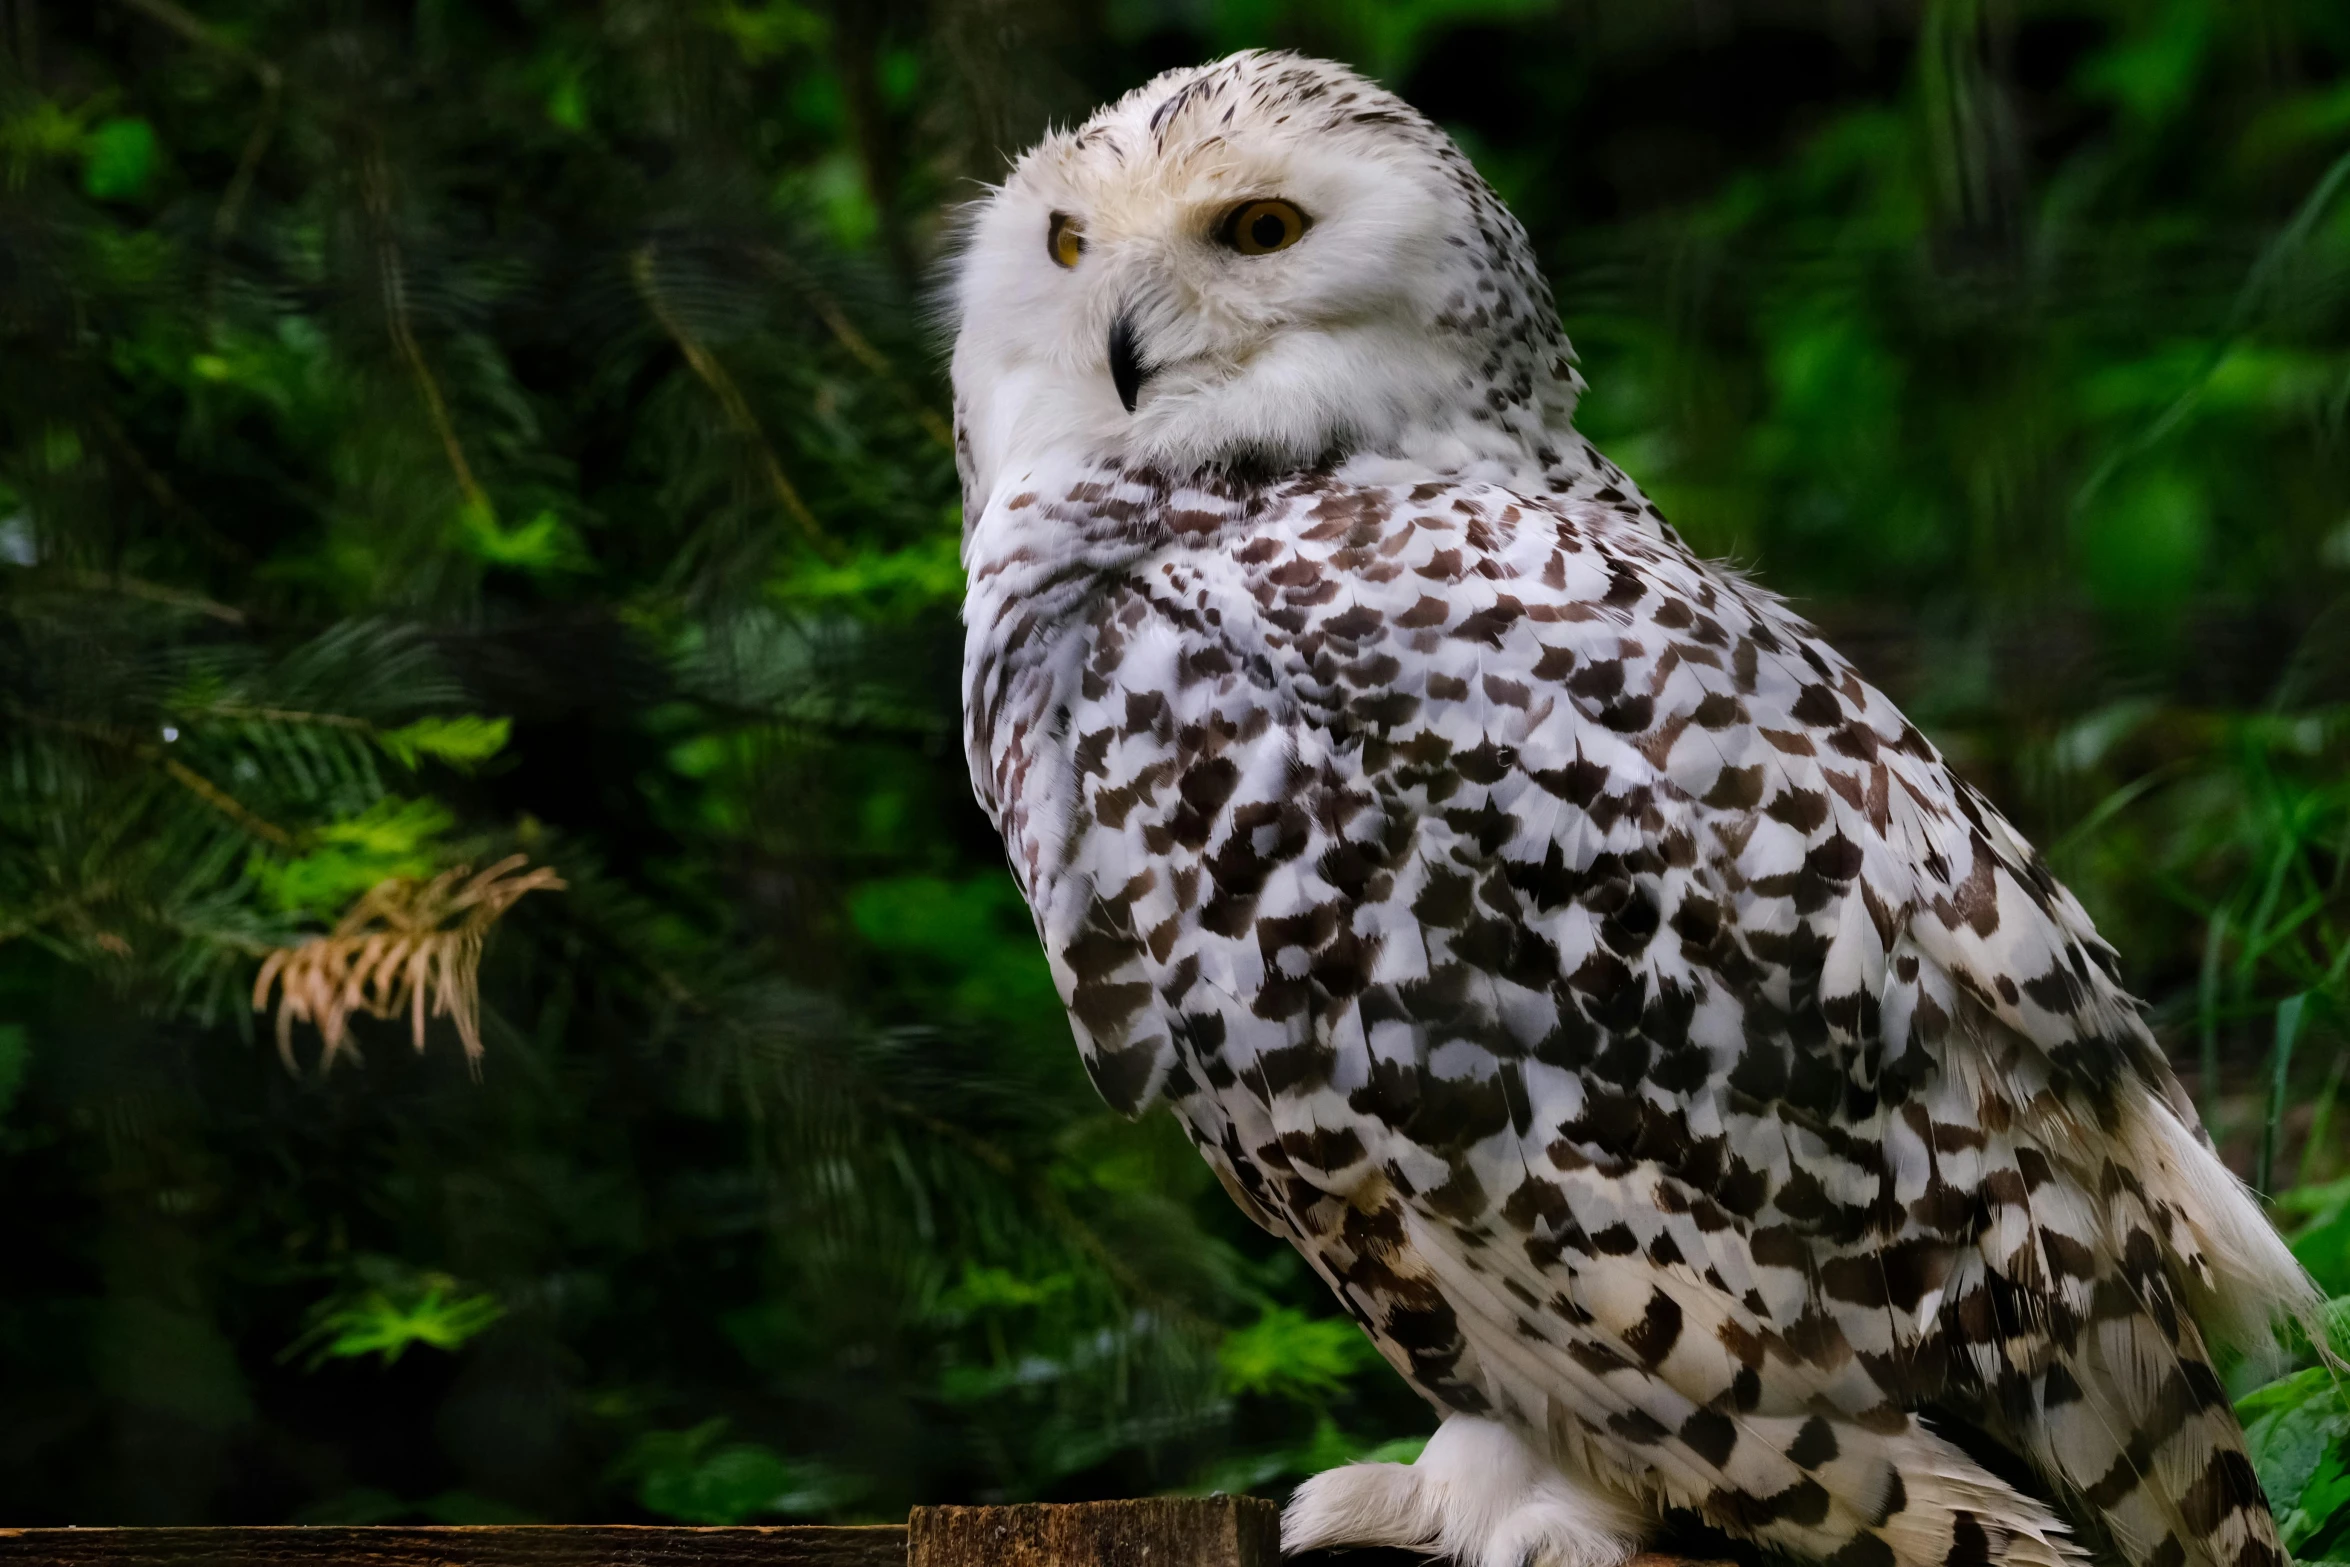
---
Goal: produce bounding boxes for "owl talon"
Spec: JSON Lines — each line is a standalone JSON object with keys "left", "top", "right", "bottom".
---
{"left": 1283, "top": 1415, "right": 1642, "bottom": 1567}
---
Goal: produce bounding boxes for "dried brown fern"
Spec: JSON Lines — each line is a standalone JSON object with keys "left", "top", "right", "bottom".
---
{"left": 253, "top": 855, "right": 564, "bottom": 1071}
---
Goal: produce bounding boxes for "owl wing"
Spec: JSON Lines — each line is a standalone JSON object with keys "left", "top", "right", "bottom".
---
{"left": 1033, "top": 472, "right": 2309, "bottom": 1567}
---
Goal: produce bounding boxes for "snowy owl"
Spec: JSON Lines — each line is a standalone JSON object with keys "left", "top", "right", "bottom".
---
{"left": 949, "top": 49, "right": 2315, "bottom": 1567}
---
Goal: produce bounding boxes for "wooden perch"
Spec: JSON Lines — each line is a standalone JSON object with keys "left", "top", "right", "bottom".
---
{"left": 0, "top": 1525, "right": 906, "bottom": 1567}
{"left": 0, "top": 1499, "right": 1731, "bottom": 1567}
{"left": 911, "top": 1497, "right": 1274, "bottom": 1567}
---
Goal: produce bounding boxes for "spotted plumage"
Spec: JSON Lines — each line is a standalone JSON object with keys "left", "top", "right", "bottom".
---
{"left": 950, "top": 50, "right": 2316, "bottom": 1567}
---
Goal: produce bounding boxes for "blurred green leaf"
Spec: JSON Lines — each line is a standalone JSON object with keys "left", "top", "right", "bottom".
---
{"left": 81, "top": 117, "right": 157, "bottom": 201}
{"left": 377, "top": 715, "right": 512, "bottom": 772}
{"left": 250, "top": 797, "right": 455, "bottom": 915}
{"left": 2076, "top": 468, "right": 2209, "bottom": 615}
{"left": 616, "top": 1421, "right": 858, "bottom": 1524}
{"left": 1218, "top": 1306, "right": 1378, "bottom": 1403}
{"left": 454, "top": 505, "right": 586, "bottom": 573}
{"left": 285, "top": 1265, "right": 505, "bottom": 1369}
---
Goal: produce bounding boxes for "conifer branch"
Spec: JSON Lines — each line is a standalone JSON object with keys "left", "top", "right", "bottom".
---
{"left": 361, "top": 141, "right": 495, "bottom": 526}
{"left": 92, "top": 408, "right": 252, "bottom": 562}
{"left": 195, "top": 704, "right": 373, "bottom": 730}
{"left": 0, "top": 883, "right": 117, "bottom": 948}
{"left": 631, "top": 242, "right": 837, "bottom": 556}
{"left": 33, "top": 568, "right": 245, "bottom": 624}
{"left": 104, "top": 0, "right": 283, "bottom": 313}
{"left": 158, "top": 755, "right": 295, "bottom": 846}
{"left": 762, "top": 252, "right": 954, "bottom": 450}
{"left": 7, "top": 704, "right": 297, "bottom": 846}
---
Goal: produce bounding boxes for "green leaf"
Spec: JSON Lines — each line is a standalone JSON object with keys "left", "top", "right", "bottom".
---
{"left": 771, "top": 533, "right": 964, "bottom": 622}
{"left": 848, "top": 875, "right": 1063, "bottom": 1028}
{"left": 285, "top": 1266, "right": 505, "bottom": 1369}
{"left": 936, "top": 1264, "right": 1074, "bottom": 1318}
{"left": 454, "top": 503, "right": 585, "bottom": 572}
{"left": 2075, "top": 0, "right": 2214, "bottom": 122}
{"left": 82, "top": 116, "right": 158, "bottom": 201}
{"left": 2239, "top": 1366, "right": 2350, "bottom": 1529}
{"left": 709, "top": 1, "right": 828, "bottom": 62}
{"left": 1217, "top": 1305, "right": 1378, "bottom": 1403}
{"left": 2075, "top": 468, "right": 2209, "bottom": 617}
{"left": 1189, "top": 1415, "right": 1429, "bottom": 1496}
{"left": 2297, "top": 1446, "right": 2350, "bottom": 1554}
{"left": 377, "top": 715, "right": 512, "bottom": 772}
{"left": 2290, "top": 1195, "right": 2350, "bottom": 1297}
{"left": 250, "top": 797, "right": 454, "bottom": 915}
{"left": 616, "top": 1421, "right": 858, "bottom": 1525}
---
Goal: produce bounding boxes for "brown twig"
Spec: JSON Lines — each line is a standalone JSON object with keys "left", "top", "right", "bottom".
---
{"left": 760, "top": 246, "right": 954, "bottom": 450}
{"left": 361, "top": 140, "right": 494, "bottom": 523}
{"left": 159, "top": 755, "right": 295, "bottom": 845}
{"left": 6, "top": 703, "right": 296, "bottom": 845}
{"left": 631, "top": 242, "right": 835, "bottom": 556}
{"left": 195, "top": 702, "right": 373, "bottom": 729}
{"left": 0, "top": 882, "right": 116, "bottom": 948}
{"left": 30, "top": 567, "right": 246, "bottom": 624}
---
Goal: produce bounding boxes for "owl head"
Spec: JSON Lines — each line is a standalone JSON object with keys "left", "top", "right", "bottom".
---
{"left": 947, "top": 51, "right": 1582, "bottom": 512}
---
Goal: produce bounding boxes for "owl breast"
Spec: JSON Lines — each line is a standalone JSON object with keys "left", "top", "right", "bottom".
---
{"left": 962, "top": 451, "right": 2298, "bottom": 1567}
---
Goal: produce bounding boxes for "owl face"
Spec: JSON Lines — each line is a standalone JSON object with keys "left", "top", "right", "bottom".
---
{"left": 948, "top": 52, "right": 1574, "bottom": 511}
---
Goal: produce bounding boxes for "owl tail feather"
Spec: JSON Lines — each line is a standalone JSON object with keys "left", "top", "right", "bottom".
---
{"left": 1949, "top": 1081, "right": 2303, "bottom": 1567}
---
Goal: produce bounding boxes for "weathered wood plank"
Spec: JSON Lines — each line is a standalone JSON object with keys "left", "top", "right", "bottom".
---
{"left": 907, "top": 1498, "right": 1279, "bottom": 1567}
{"left": 0, "top": 1525, "right": 907, "bottom": 1567}
{"left": 0, "top": 1514, "right": 1730, "bottom": 1567}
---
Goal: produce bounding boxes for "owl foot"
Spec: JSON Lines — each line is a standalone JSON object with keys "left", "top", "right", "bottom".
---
{"left": 1282, "top": 1414, "right": 1643, "bottom": 1567}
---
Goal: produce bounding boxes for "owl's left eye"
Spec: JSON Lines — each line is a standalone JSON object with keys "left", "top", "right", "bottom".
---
{"left": 1048, "top": 212, "right": 1085, "bottom": 269}
{"left": 1219, "top": 199, "right": 1310, "bottom": 256}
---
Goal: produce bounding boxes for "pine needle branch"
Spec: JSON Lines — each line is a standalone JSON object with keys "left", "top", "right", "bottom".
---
{"left": 103, "top": 0, "right": 283, "bottom": 313}
{"left": 759, "top": 247, "right": 955, "bottom": 451}
{"left": 6, "top": 703, "right": 298, "bottom": 846}
{"left": 361, "top": 140, "right": 494, "bottom": 524}
{"left": 160, "top": 754, "right": 296, "bottom": 846}
{"left": 632, "top": 241, "right": 837, "bottom": 556}
{"left": 28, "top": 568, "right": 246, "bottom": 624}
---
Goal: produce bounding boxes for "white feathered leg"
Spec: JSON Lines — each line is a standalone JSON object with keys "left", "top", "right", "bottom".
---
{"left": 1283, "top": 1414, "right": 1645, "bottom": 1567}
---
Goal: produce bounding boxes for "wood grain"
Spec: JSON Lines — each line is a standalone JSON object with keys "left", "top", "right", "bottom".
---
{"left": 0, "top": 1525, "right": 908, "bottom": 1567}
{"left": 0, "top": 1512, "right": 1730, "bottom": 1567}
{"left": 907, "top": 1498, "right": 1280, "bottom": 1567}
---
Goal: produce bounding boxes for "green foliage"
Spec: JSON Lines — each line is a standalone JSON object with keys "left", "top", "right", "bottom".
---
{"left": 2282, "top": 1180, "right": 2350, "bottom": 1297}
{"left": 375, "top": 716, "right": 513, "bottom": 773}
{"left": 1218, "top": 1306, "right": 1379, "bottom": 1404}
{"left": 0, "top": 0, "right": 2345, "bottom": 1533}
{"left": 616, "top": 1421, "right": 859, "bottom": 1525}
{"left": 249, "top": 798, "right": 455, "bottom": 915}
{"left": 80, "top": 116, "right": 156, "bottom": 201}
{"left": 2239, "top": 1366, "right": 2350, "bottom": 1559}
{"left": 284, "top": 1263, "right": 507, "bottom": 1371}
{"left": 2238, "top": 1191, "right": 2350, "bottom": 1555}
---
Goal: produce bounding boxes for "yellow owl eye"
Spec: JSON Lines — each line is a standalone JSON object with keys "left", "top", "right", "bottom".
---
{"left": 1220, "top": 198, "right": 1309, "bottom": 256}
{"left": 1048, "top": 211, "right": 1085, "bottom": 269}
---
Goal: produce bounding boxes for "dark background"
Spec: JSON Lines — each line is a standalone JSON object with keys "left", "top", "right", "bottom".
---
{"left": 2, "top": 0, "right": 2348, "bottom": 1544}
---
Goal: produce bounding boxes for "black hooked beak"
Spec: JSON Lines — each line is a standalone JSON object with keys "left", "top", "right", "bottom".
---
{"left": 1108, "top": 311, "right": 1152, "bottom": 414}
